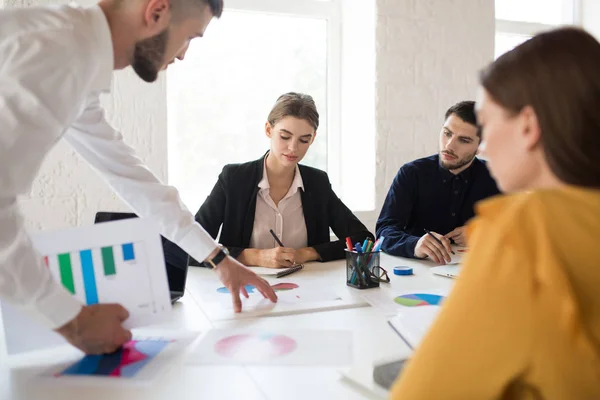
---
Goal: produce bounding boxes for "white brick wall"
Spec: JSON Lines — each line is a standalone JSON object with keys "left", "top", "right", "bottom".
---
{"left": 372, "top": 0, "right": 495, "bottom": 229}
{"left": 5, "top": 0, "right": 168, "bottom": 231}
{"left": 5, "top": 0, "right": 494, "bottom": 233}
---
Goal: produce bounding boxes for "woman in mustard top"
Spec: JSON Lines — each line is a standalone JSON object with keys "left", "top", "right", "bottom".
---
{"left": 390, "top": 27, "right": 600, "bottom": 399}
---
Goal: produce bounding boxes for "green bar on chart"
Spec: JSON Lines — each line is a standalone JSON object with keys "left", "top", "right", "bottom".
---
{"left": 58, "top": 253, "right": 75, "bottom": 294}
{"left": 101, "top": 246, "right": 116, "bottom": 276}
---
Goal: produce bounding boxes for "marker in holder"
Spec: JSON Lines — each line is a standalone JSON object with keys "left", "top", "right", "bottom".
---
{"left": 345, "top": 249, "right": 380, "bottom": 289}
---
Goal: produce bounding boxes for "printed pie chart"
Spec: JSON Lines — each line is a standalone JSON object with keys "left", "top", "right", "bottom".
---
{"left": 394, "top": 293, "right": 445, "bottom": 307}
{"left": 216, "top": 284, "right": 257, "bottom": 294}
{"left": 214, "top": 334, "right": 297, "bottom": 362}
{"left": 271, "top": 283, "right": 298, "bottom": 292}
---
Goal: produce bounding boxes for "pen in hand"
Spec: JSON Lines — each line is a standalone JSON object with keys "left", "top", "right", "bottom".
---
{"left": 269, "top": 229, "right": 297, "bottom": 267}
{"left": 424, "top": 229, "right": 455, "bottom": 255}
{"left": 269, "top": 229, "right": 285, "bottom": 247}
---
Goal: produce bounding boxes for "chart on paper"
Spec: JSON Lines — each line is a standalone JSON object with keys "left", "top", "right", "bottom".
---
{"left": 39, "top": 331, "right": 199, "bottom": 385}
{"left": 188, "top": 330, "right": 353, "bottom": 366}
{"left": 43, "top": 242, "right": 157, "bottom": 312}
{"left": 1, "top": 218, "right": 173, "bottom": 355}
{"left": 27, "top": 217, "right": 173, "bottom": 323}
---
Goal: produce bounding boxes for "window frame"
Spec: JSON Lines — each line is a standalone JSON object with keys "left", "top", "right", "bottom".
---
{"left": 495, "top": 0, "right": 582, "bottom": 58}
{"left": 222, "top": 0, "right": 343, "bottom": 194}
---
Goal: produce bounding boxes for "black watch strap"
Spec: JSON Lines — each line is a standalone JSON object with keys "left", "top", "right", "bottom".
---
{"left": 203, "top": 246, "right": 229, "bottom": 269}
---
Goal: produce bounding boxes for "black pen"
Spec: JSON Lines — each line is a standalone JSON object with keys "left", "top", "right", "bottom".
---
{"left": 269, "top": 229, "right": 301, "bottom": 275}
{"left": 424, "top": 229, "right": 455, "bottom": 255}
{"left": 269, "top": 229, "right": 285, "bottom": 247}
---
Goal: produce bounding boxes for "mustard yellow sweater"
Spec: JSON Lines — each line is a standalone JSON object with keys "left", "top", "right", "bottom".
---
{"left": 390, "top": 187, "right": 600, "bottom": 399}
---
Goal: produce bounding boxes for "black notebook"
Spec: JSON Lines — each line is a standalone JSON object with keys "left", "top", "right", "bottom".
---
{"left": 247, "top": 264, "right": 304, "bottom": 278}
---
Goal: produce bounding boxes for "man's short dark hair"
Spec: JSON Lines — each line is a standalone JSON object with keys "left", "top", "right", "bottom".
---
{"left": 444, "top": 101, "right": 478, "bottom": 136}
{"left": 175, "top": 0, "right": 224, "bottom": 18}
{"left": 204, "top": 0, "right": 223, "bottom": 18}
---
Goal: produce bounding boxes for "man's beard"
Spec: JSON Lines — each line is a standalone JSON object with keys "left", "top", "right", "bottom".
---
{"left": 439, "top": 150, "right": 477, "bottom": 171}
{"left": 131, "top": 29, "right": 169, "bottom": 83}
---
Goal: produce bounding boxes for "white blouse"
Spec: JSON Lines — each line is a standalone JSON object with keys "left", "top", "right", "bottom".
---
{"left": 249, "top": 159, "right": 309, "bottom": 249}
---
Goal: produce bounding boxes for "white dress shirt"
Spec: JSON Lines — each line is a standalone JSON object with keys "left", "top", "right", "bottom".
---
{"left": 249, "top": 157, "right": 308, "bottom": 250}
{"left": 0, "top": 5, "right": 217, "bottom": 329}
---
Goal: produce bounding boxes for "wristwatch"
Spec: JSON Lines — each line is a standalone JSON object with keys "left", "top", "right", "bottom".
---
{"left": 203, "top": 245, "right": 230, "bottom": 269}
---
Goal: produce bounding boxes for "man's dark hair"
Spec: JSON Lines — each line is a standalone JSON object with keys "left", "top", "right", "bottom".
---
{"left": 444, "top": 101, "right": 478, "bottom": 136}
{"left": 174, "top": 0, "right": 224, "bottom": 18}
{"left": 203, "top": 0, "right": 223, "bottom": 18}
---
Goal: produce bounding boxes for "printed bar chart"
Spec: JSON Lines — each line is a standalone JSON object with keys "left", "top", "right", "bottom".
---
{"left": 58, "top": 253, "right": 75, "bottom": 294}
{"left": 122, "top": 243, "right": 135, "bottom": 261}
{"left": 1, "top": 217, "right": 173, "bottom": 356}
{"left": 80, "top": 249, "right": 98, "bottom": 305}
{"left": 101, "top": 246, "right": 116, "bottom": 276}
{"left": 46, "top": 242, "right": 142, "bottom": 305}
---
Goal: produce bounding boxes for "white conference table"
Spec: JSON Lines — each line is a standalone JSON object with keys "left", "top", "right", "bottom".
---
{"left": 0, "top": 253, "right": 455, "bottom": 400}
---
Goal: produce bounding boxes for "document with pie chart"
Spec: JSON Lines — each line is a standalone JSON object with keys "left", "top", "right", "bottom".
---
{"left": 360, "top": 287, "right": 451, "bottom": 316}
{"left": 188, "top": 273, "right": 365, "bottom": 321}
{"left": 187, "top": 329, "right": 353, "bottom": 366}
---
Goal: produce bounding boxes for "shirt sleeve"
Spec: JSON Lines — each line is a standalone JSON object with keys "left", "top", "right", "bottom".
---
{"left": 389, "top": 216, "right": 534, "bottom": 399}
{"left": 0, "top": 33, "right": 87, "bottom": 329}
{"left": 375, "top": 166, "right": 421, "bottom": 257}
{"left": 0, "top": 200, "right": 83, "bottom": 330}
{"left": 63, "top": 94, "right": 218, "bottom": 263}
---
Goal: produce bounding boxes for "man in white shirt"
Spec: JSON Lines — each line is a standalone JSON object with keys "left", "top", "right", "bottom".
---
{"left": 0, "top": 0, "right": 277, "bottom": 355}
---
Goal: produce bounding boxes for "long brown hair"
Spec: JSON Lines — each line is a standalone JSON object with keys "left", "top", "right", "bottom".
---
{"left": 267, "top": 92, "right": 320, "bottom": 132}
{"left": 480, "top": 27, "right": 600, "bottom": 188}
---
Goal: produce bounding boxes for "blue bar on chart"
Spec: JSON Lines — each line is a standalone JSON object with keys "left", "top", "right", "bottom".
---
{"left": 80, "top": 249, "right": 99, "bottom": 305}
{"left": 122, "top": 243, "right": 135, "bottom": 261}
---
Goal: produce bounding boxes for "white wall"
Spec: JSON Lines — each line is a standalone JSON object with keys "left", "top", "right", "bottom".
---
{"left": 8, "top": 0, "right": 494, "bottom": 233}
{"left": 581, "top": 0, "right": 600, "bottom": 39}
{"left": 368, "top": 0, "right": 495, "bottom": 230}
{"left": 5, "top": 0, "right": 168, "bottom": 231}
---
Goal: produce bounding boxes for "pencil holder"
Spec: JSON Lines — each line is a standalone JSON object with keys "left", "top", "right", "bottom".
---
{"left": 345, "top": 250, "right": 380, "bottom": 289}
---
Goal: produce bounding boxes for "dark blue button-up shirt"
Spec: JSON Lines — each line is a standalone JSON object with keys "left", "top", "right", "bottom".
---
{"left": 376, "top": 155, "right": 500, "bottom": 258}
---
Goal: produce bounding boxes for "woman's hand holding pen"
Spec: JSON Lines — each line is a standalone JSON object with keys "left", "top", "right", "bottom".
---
{"left": 251, "top": 230, "right": 320, "bottom": 268}
{"left": 261, "top": 247, "right": 297, "bottom": 268}
{"left": 237, "top": 247, "right": 295, "bottom": 268}
{"left": 239, "top": 246, "right": 320, "bottom": 268}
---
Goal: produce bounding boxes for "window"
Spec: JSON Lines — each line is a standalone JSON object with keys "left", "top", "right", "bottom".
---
{"left": 494, "top": 32, "right": 531, "bottom": 59}
{"left": 168, "top": 0, "right": 375, "bottom": 213}
{"left": 495, "top": 0, "right": 579, "bottom": 58}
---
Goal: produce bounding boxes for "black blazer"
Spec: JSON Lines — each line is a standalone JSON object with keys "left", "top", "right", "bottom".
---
{"left": 189, "top": 156, "right": 373, "bottom": 265}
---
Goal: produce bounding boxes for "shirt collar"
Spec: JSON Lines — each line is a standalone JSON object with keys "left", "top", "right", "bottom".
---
{"left": 89, "top": 6, "right": 114, "bottom": 92}
{"left": 438, "top": 154, "right": 476, "bottom": 183}
{"left": 258, "top": 154, "right": 305, "bottom": 192}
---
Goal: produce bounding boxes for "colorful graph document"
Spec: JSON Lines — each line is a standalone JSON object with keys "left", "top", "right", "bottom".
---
{"left": 40, "top": 332, "right": 197, "bottom": 386}
{"left": 188, "top": 273, "right": 360, "bottom": 321}
{"left": 188, "top": 329, "right": 353, "bottom": 366}
{"left": 360, "top": 287, "right": 450, "bottom": 316}
{"left": 1, "top": 218, "right": 172, "bottom": 355}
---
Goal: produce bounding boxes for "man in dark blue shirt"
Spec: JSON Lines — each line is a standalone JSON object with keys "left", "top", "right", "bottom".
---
{"left": 376, "top": 101, "right": 500, "bottom": 264}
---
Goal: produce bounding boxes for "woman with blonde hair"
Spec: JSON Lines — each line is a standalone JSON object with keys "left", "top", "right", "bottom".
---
{"left": 189, "top": 92, "right": 373, "bottom": 268}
